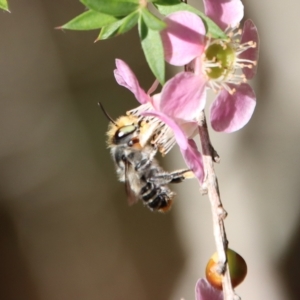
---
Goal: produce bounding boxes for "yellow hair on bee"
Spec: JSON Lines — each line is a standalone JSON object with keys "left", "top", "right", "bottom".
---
{"left": 128, "top": 115, "right": 157, "bottom": 148}
{"left": 138, "top": 119, "right": 152, "bottom": 136}
{"left": 106, "top": 112, "right": 159, "bottom": 149}
{"left": 106, "top": 115, "right": 139, "bottom": 147}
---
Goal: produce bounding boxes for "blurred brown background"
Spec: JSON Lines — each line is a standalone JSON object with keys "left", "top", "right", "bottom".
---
{"left": 0, "top": 0, "right": 300, "bottom": 299}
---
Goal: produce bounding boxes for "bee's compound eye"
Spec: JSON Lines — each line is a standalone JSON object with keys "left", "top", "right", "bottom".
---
{"left": 117, "top": 125, "right": 136, "bottom": 138}
{"left": 114, "top": 124, "right": 137, "bottom": 144}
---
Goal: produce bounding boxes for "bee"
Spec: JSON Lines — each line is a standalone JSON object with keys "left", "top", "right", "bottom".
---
{"left": 100, "top": 103, "right": 193, "bottom": 212}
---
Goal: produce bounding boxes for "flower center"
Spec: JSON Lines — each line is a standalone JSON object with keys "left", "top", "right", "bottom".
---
{"left": 205, "top": 43, "right": 235, "bottom": 79}
{"left": 201, "top": 24, "right": 257, "bottom": 94}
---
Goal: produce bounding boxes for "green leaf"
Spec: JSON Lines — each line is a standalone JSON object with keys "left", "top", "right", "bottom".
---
{"left": 149, "top": 0, "right": 180, "bottom": 4}
{"left": 155, "top": 3, "right": 227, "bottom": 39}
{"left": 60, "top": 10, "right": 118, "bottom": 30}
{"left": 141, "top": 8, "right": 166, "bottom": 31}
{"left": 118, "top": 11, "right": 139, "bottom": 34}
{"left": 80, "top": 0, "right": 139, "bottom": 17}
{"left": 97, "top": 11, "right": 138, "bottom": 40}
{"left": 138, "top": 17, "right": 165, "bottom": 85}
{"left": 0, "top": 0, "right": 9, "bottom": 12}
{"left": 98, "top": 21, "right": 123, "bottom": 40}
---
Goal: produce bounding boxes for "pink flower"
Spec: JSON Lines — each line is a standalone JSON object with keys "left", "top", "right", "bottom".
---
{"left": 114, "top": 59, "right": 205, "bottom": 182}
{"left": 203, "top": 0, "right": 244, "bottom": 31}
{"left": 195, "top": 279, "right": 223, "bottom": 300}
{"left": 160, "top": 0, "right": 259, "bottom": 133}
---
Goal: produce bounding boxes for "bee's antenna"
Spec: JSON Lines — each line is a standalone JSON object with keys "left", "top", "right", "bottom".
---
{"left": 98, "top": 102, "right": 117, "bottom": 126}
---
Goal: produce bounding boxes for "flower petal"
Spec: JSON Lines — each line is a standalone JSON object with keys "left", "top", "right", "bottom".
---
{"left": 210, "top": 83, "right": 256, "bottom": 132}
{"left": 147, "top": 79, "right": 160, "bottom": 95}
{"left": 114, "top": 59, "right": 149, "bottom": 104}
{"left": 195, "top": 279, "right": 223, "bottom": 300}
{"left": 160, "top": 11, "right": 206, "bottom": 66}
{"left": 141, "top": 111, "right": 204, "bottom": 182}
{"left": 141, "top": 110, "right": 188, "bottom": 150}
{"left": 240, "top": 19, "right": 259, "bottom": 79}
{"left": 159, "top": 72, "right": 206, "bottom": 121}
{"left": 180, "top": 121, "right": 199, "bottom": 140}
{"left": 203, "top": 0, "right": 244, "bottom": 30}
{"left": 183, "top": 139, "right": 204, "bottom": 183}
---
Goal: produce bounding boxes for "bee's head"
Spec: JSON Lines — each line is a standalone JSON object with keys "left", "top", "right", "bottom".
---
{"left": 106, "top": 115, "right": 141, "bottom": 146}
{"left": 113, "top": 122, "right": 139, "bottom": 145}
{"left": 99, "top": 103, "right": 141, "bottom": 147}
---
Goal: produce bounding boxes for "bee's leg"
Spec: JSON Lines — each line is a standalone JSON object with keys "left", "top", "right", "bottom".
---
{"left": 169, "top": 169, "right": 194, "bottom": 183}
{"left": 147, "top": 144, "right": 158, "bottom": 161}
{"left": 148, "top": 169, "right": 194, "bottom": 185}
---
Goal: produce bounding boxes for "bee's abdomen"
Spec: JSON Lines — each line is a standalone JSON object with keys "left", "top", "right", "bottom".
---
{"left": 141, "top": 182, "right": 158, "bottom": 201}
{"left": 141, "top": 183, "right": 173, "bottom": 212}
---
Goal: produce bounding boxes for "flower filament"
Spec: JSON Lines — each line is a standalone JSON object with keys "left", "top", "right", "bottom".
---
{"left": 127, "top": 103, "right": 176, "bottom": 155}
{"left": 202, "top": 24, "right": 257, "bottom": 94}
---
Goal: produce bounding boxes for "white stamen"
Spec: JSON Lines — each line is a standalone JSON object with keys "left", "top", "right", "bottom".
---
{"left": 127, "top": 103, "right": 176, "bottom": 155}
{"left": 202, "top": 24, "right": 257, "bottom": 95}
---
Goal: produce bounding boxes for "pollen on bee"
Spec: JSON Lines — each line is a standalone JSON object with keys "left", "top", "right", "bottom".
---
{"left": 183, "top": 170, "right": 195, "bottom": 179}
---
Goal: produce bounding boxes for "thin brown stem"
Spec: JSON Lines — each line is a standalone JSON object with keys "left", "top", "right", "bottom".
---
{"left": 198, "top": 112, "right": 240, "bottom": 300}
{"left": 181, "top": 0, "right": 241, "bottom": 298}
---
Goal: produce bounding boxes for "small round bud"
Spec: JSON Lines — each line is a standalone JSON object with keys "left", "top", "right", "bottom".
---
{"left": 205, "top": 248, "right": 247, "bottom": 290}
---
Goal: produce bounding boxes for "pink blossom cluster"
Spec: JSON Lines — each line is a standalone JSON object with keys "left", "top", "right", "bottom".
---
{"left": 114, "top": 0, "right": 258, "bottom": 298}
{"left": 114, "top": 0, "right": 258, "bottom": 185}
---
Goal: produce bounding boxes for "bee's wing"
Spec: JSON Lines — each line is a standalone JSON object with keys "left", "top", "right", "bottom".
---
{"left": 124, "top": 160, "right": 139, "bottom": 206}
